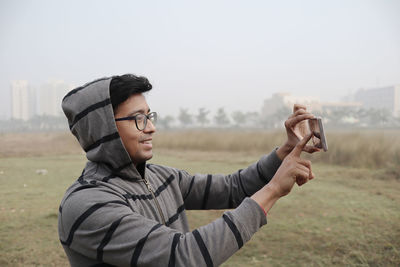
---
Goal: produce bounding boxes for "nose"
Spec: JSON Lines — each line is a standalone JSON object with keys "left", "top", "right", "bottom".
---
{"left": 144, "top": 119, "right": 156, "bottom": 133}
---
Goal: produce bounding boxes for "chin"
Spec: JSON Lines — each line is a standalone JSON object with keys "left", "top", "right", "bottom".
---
{"left": 140, "top": 152, "right": 153, "bottom": 162}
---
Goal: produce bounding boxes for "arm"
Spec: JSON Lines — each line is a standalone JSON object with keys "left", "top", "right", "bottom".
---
{"left": 178, "top": 148, "right": 282, "bottom": 210}
{"left": 59, "top": 187, "right": 267, "bottom": 267}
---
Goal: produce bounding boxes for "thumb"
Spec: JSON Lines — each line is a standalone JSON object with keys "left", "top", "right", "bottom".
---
{"left": 293, "top": 104, "right": 307, "bottom": 113}
{"left": 290, "top": 132, "right": 313, "bottom": 157}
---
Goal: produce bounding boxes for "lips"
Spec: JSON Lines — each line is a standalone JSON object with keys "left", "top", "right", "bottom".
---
{"left": 140, "top": 138, "right": 153, "bottom": 149}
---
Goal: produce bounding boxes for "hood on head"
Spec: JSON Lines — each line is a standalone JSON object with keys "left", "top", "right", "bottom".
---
{"left": 62, "top": 76, "right": 142, "bottom": 180}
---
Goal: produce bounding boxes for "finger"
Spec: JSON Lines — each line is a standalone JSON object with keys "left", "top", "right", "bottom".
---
{"left": 296, "top": 164, "right": 314, "bottom": 184}
{"left": 296, "top": 164, "right": 309, "bottom": 174}
{"left": 286, "top": 114, "right": 315, "bottom": 128}
{"left": 296, "top": 160, "right": 313, "bottom": 182}
{"left": 297, "top": 178, "right": 309, "bottom": 186}
{"left": 297, "top": 158, "right": 311, "bottom": 169}
{"left": 309, "top": 170, "right": 315, "bottom": 180}
{"left": 291, "top": 133, "right": 313, "bottom": 157}
{"left": 296, "top": 167, "right": 311, "bottom": 182}
{"left": 288, "top": 109, "right": 308, "bottom": 120}
{"left": 286, "top": 115, "right": 314, "bottom": 131}
{"left": 296, "top": 178, "right": 308, "bottom": 186}
{"left": 290, "top": 109, "right": 311, "bottom": 119}
{"left": 303, "top": 145, "right": 321, "bottom": 154}
{"left": 293, "top": 104, "right": 307, "bottom": 113}
{"left": 287, "top": 109, "right": 313, "bottom": 121}
{"left": 295, "top": 171, "right": 309, "bottom": 186}
{"left": 296, "top": 167, "right": 309, "bottom": 178}
{"left": 298, "top": 159, "right": 314, "bottom": 181}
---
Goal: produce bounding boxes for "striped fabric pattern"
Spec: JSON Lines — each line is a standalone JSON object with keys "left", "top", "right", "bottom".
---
{"left": 59, "top": 77, "right": 282, "bottom": 266}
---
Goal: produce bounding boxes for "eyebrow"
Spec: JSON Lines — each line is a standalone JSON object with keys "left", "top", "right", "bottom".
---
{"left": 127, "top": 108, "right": 151, "bottom": 117}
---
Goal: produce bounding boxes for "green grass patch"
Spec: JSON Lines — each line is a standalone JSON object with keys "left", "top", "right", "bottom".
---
{"left": 0, "top": 155, "right": 86, "bottom": 266}
{"left": 0, "top": 152, "right": 399, "bottom": 266}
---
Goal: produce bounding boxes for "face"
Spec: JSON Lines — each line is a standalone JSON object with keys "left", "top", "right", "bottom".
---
{"left": 114, "top": 93, "right": 156, "bottom": 166}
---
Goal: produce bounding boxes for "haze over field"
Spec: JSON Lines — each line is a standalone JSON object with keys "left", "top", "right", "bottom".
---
{"left": 1, "top": 0, "right": 399, "bottom": 118}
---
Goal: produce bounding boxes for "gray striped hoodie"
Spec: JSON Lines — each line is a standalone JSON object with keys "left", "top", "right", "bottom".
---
{"left": 58, "top": 76, "right": 282, "bottom": 266}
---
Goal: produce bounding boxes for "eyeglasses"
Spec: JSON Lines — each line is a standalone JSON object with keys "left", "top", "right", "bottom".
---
{"left": 115, "top": 112, "right": 157, "bottom": 131}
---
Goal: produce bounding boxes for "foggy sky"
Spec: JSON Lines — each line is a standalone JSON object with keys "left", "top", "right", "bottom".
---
{"left": 1, "top": 0, "right": 399, "bottom": 119}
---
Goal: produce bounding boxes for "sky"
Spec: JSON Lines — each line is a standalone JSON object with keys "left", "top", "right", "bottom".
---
{"left": 1, "top": 0, "right": 399, "bottom": 119}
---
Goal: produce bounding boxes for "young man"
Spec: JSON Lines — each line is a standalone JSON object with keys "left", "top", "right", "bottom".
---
{"left": 58, "top": 74, "right": 318, "bottom": 266}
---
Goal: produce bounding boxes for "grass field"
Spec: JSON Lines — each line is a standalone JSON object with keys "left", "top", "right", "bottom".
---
{"left": 0, "top": 131, "right": 399, "bottom": 266}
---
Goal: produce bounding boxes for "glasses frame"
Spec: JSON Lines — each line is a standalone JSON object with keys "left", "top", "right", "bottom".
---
{"left": 115, "top": 112, "right": 157, "bottom": 131}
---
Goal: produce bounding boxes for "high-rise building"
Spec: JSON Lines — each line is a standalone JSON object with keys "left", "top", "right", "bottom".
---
{"left": 353, "top": 85, "right": 400, "bottom": 117}
{"left": 11, "top": 80, "right": 35, "bottom": 120}
{"left": 37, "top": 80, "right": 73, "bottom": 116}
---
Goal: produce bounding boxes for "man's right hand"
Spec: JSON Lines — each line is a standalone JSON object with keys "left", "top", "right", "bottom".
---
{"left": 251, "top": 133, "right": 314, "bottom": 213}
{"left": 269, "top": 132, "right": 314, "bottom": 198}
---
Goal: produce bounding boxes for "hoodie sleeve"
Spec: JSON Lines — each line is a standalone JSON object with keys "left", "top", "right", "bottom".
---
{"left": 59, "top": 187, "right": 267, "bottom": 267}
{"left": 180, "top": 149, "right": 282, "bottom": 210}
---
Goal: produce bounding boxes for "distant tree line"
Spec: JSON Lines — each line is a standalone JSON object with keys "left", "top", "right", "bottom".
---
{"left": 0, "top": 115, "right": 68, "bottom": 132}
{"left": 312, "top": 107, "right": 400, "bottom": 128}
{"left": 158, "top": 107, "right": 400, "bottom": 129}
{"left": 1, "top": 107, "right": 399, "bottom": 133}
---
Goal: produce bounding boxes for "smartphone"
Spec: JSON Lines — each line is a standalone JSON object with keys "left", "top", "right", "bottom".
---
{"left": 308, "top": 118, "right": 328, "bottom": 152}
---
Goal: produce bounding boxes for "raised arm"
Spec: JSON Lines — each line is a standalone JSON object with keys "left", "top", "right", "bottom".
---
{"left": 59, "top": 185, "right": 267, "bottom": 267}
{"left": 178, "top": 148, "right": 282, "bottom": 210}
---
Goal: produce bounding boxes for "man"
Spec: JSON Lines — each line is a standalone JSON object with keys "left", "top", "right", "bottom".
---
{"left": 58, "top": 74, "right": 318, "bottom": 266}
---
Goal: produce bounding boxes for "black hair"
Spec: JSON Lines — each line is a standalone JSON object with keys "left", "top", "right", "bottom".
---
{"left": 109, "top": 74, "right": 152, "bottom": 111}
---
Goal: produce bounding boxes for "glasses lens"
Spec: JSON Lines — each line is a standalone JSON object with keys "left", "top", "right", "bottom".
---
{"left": 135, "top": 114, "right": 146, "bottom": 130}
{"left": 149, "top": 112, "right": 157, "bottom": 124}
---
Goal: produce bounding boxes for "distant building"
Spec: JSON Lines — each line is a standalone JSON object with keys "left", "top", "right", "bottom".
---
{"left": 11, "top": 80, "right": 35, "bottom": 120}
{"left": 320, "top": 101, "right": 362, "bottom": 113}
{"left": 261, "top": 92, "right": 362, "bottom": 126}
{"left": 352, "top": 85, "right": 400, "bottom": 117}
{"left": 37, "top": 80, "right": 73, "bottom": 116}
{"left": 10, "top": 79, "right": 74, "bottom": 120}
{"left": 261, "top": 93, "right": 322, "bottom": 116}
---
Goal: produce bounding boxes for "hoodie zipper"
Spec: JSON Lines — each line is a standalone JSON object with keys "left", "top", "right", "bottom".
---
{"left": 142, "top": 178, "right": 166, "bottom": 225}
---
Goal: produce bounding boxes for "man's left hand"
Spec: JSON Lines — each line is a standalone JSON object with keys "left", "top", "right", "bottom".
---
{"left": 276, "top": 104, "right": 320, "bottom": 160}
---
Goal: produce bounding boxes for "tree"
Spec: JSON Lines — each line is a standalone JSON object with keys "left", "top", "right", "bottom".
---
{"left": 231, "top": 111, "right": 246, "bottom": 127}
{"left": 268, "top": 106, "right": 291, "bottom": 128}
{"left": 196, "top": 108, "right": 210, "bottom": 127}
{"left": 178, "top": 108, "right": 193, "bottom": 127}
{"left": 245, "top": 111, "right": 260, "bottom": 128}
{"left": 232, "top": 111, "right": 260, "bottom": 128}
{"left": 213, "top": 107, "right": 230, "bottom": 127}
{"left": 259, "top": 115, "right": 274, "bottom": 129}
{"left": 367, "top": 108, "right": 391, "bottom": 127}
{"left": 157, "top": 115, "right": 175, "bottom": 129}
{"left": 323, "top": 107, "right": 349, "bottom": 126}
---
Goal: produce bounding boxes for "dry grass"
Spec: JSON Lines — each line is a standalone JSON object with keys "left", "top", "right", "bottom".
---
{"left": 1, "top": 129, "right": 400, "bottom": 171}
{"left": 0, "top": 132, "right": 82, "bottom": 158}
{"left": 154, "top": 129, "right": 400, "bottom": 170}
{"left": 154, "top": 129, "right": 285, "bottom": 154}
